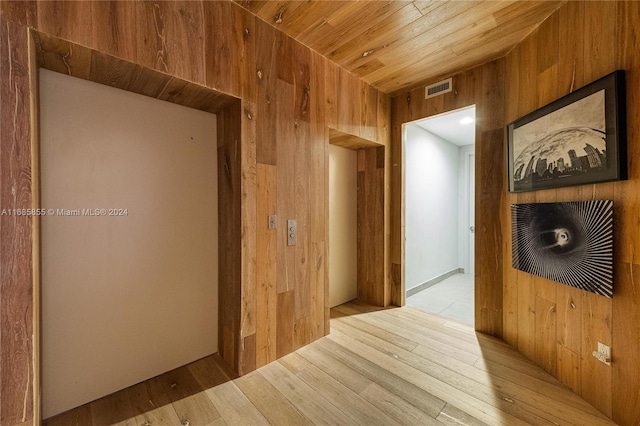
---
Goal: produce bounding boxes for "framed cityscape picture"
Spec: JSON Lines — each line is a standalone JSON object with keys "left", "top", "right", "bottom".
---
{"left": 507, "top": 70, "right": 626, "bottom": 193}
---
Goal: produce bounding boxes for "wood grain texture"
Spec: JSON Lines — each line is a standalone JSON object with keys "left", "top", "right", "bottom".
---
{"left": 239, "top": 100, "right": 258, "bottom": 374}
{"left": 329, "top": 128, "right": 381, "bottom": 150}
{"left": 501, "top": 2, "right": 640, "bottom": 424}
{"left": 217, "top": 100, "right": 243, "bottom": 372}
{"left": 612, "top": 4, "right": 640, "bottom": 424}
{"left": 389, "top": 59, "right": 505, "bottom": 337}
{"left": 234, "top": 0, "right": 565, "bottom": 95}
{"left": 44, "top": 304, "right": 615, "bottom": 426}
{"left": 34, "top": 32, "right": 235, "bottom": 114}
{"left": 27, "top": 26, "right": 41, "bottom": 426}
{"left": 256, "top": 164, "right": 277, "bottom": 369}
{"left": 2, "top": 5, "right": 392, "bottom": 415}
{"left": 357, "top": 146, "right": 387, "bottom": 306}
{"left": 0, "top": 18, "right": 35, "bottom": 426}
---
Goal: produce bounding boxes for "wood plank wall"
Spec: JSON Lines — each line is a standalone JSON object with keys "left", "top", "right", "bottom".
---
{"left": 391, "top": 3, "right": 640, "bottom": 424}
{"left": 357, "top": 146, "right": 387, "bottom": 306}
{"left": 390, "top": 60, "right": 506, "bottom": 335}
{"left": 0, "top": 18, "right": 36, "bottom": 426}
{"left": 502, "top": 2, "right": 640, "bottom": 424}
{"left": 0, "top": 1, "right": 390, "bottom": 424}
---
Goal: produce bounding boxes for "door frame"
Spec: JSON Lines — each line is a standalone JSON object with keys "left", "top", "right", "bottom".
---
{"left": 400, "top": 104, "right": 477, "bottom": 302}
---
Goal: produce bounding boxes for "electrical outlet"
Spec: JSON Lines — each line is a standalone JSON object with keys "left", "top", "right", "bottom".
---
{"left": 592, "top": 342, "right": 611, "bottom": 365}
{"left": 598, "top": 342, "right": 611, "bottom": 361}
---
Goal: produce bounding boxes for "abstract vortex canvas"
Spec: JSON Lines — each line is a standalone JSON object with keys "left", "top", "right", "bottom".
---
{"left": 511, "top": 200, "right": 613, "bottom": 297}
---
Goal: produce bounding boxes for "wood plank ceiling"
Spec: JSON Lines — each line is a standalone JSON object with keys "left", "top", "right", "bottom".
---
{"left": 234, "top": 0, "right": 566, "bottom": 95}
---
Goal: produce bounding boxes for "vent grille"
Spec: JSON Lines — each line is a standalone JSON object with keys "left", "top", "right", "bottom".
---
{"left": 425, "top": 78, "right": 452, "bottom": 99}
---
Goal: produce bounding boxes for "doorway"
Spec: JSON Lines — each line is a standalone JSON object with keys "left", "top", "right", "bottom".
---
{"left": 403, "top": 106, "right": 476, "bottom": 324}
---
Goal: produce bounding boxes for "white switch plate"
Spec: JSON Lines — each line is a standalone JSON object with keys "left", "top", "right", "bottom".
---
{"left": 268, "top": 215, "right": 277, "bottom": 229}
{"left": 287, "top": 219, "right": 297, "bottom": 246}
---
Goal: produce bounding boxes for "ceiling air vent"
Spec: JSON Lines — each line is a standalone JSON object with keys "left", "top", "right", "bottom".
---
{"left": 425, "top": 77, "right": 452, "bottom": 99}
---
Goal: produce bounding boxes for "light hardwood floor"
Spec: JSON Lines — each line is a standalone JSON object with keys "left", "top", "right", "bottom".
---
{"left": 44, "top": 302, "right": 615, "bottom": 426}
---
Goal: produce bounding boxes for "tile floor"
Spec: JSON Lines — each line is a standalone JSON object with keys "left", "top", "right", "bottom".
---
{"left": 406, "top": 273, "right": 474, "bottom": 325}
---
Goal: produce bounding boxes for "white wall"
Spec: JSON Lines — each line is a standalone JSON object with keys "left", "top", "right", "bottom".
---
{"left": 405, "top": 125, "right": 460, "bottom": 290}
{"left": 40, "top": 69, "right": 218, "bottom": 418}
{"left": 458, "top": 144, "right": 475, "bottom": 273}
{"left": 328, "top": 145, "right": 358, "bottom": 307}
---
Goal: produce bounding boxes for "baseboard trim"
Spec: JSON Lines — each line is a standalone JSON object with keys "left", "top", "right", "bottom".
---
{"left": 406, "top": 268, "right": 464, "bottom": 297}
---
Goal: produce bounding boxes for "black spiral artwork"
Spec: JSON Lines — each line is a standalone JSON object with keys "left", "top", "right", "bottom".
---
{"left": 511, "top": 200, "right": 613, "bottom": 297}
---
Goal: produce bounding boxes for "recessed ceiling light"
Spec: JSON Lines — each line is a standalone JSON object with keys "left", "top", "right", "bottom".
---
{"left": 460, "top": 117, "right": 474, "bottom": 125}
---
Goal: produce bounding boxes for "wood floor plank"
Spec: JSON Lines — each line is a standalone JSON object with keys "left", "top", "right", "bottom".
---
{"left": 205, "top": 381, "right": 269, "bottom": 425}
{"left": 297, "top": 342, "right": 373, "bottom": 394}
{"left": 279, "top": 352, "right": 403, "bottom": 426}
{"left": 326, "top": 326, "right": 535, "bottom": 426}
{"left": 133, "top": 404, "right": 182, "bottom": 426}
{"left": 187, "top": 355, "right": 237, "bottom": 390}
{"left": 333, "top": 314, "right": 612, "bottom": 425}
{"left": 171, "top": 393, "right": 221, "bottom": 426}
{"left": 234, "top": 371, "right": 311, "bottom": 425}
{"left": 43, "top": 405, "right": 93, "bottom": 426}
{"left": 372, "top": 305, "right": 546, "bottom": 367}
{"left": 313, "top": 336, "right": 447, "bottom": 418}
{"left": 359, "top": 382, "right": 443, "bottom": 426}
{"left": 45, "top": 304, "right": 614, "bottom": 426}
{"left": 257, "top": 361, "right": 354, "bottom": 425}
{"left": 335, "top": 304, "right": 479, "bottom": 365}
{"left": 333, "top": 304, "right": 419, "bottom": 351}
{"left": 89, "top": 390, "right": 136, "bottom": 426}
{"left": 437, "top": 403, "right": 489, "bottom": 426}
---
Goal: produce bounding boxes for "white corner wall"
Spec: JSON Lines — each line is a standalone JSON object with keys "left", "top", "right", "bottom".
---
{"left": 329, "top": 145, "right": 358, "bottom": 308}
{"left": 458, "top": 144, "right": 475, "bottom": 273}
{"left": 40, "top": 69, "right": 218, "bottom": 418}
{"left": 405, "top": 125, "right": 460, "bottom": 291}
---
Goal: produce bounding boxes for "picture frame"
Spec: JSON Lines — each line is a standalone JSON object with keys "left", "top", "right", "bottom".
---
{"left": 511, "top": 200, "right": 614, "bottom": 298}
{"left": 507, "top": 70, "right": 626, "bottom": 193}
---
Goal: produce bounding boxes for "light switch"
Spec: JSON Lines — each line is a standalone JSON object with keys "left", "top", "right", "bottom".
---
{"left": 268, "top": 215, "right": 277, "bottom": 229}
{"left": 287, "top": 219, "right": 297, "bottom": 246}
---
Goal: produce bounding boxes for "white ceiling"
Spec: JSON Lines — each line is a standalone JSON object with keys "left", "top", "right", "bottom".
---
{"left": 414, "top": 106, "right": 476, "bottom": 146}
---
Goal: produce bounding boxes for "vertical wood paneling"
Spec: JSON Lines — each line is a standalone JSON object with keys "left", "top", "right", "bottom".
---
{"left": 337, "top": 67, "right": 361, "bottom": 137}
{"left": 0, "top": 1, "right": 382, "bottom": 423}
{"left": 275, "top": 80, "right": 296, "bottom": 295}
{"left": 580, "top": 291, "right": 612, "bottom": 417}
{"left": 134, "top": 1, "right": 206, "bottom": 85}
{"left": 557, "top": 1, "right": 584, "bottom": 95}
{"left": 475, "top": 59, "right": 505, "bottom": 336}
{"left": 357, "top": 146, "right": 386, "bottom": 306}
{"left": 204, "top": 1, "right": 244, "bottom": 97}
{"left": 502, "top": 44, "right": 520, "bottom": 349}
{"left": 239, "top": 100, "right": 258, "bottom": 375}
{"left": 324, "top": 61, "right": 338, "bottom": 130}
{"left": 309, "top": 52, "right": 327, "bottom": 341}
{"left": 91, "top": 1, "right": 137, "bottom": 62}
{"left": 255, "top": 21, "right": 278, "bottom": 166}
{"left": 501, "top": 2, "right": 640, "bottom": 423}
{"left": 390, "top": 59, "right": 505, "bottom": 338}
{"left": 217, "top": 100, "right": 242, "bottom": 372}
{"left": 276, "top": 290, "right": 294, "bottom": 359}
{"left": 256, "top": 164, "right": 277, "bottom": 369}
{"left": 0, "top": 0, "right": 37, "bottom": 27}
{"left": 0, "top": 18, "right": 34, "bottom": 426}
{"left": 612, "top": 3, "right": 640, "bottom": 424}
{"left": 34, "top": 1, "right": 93, "bottom": 48}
